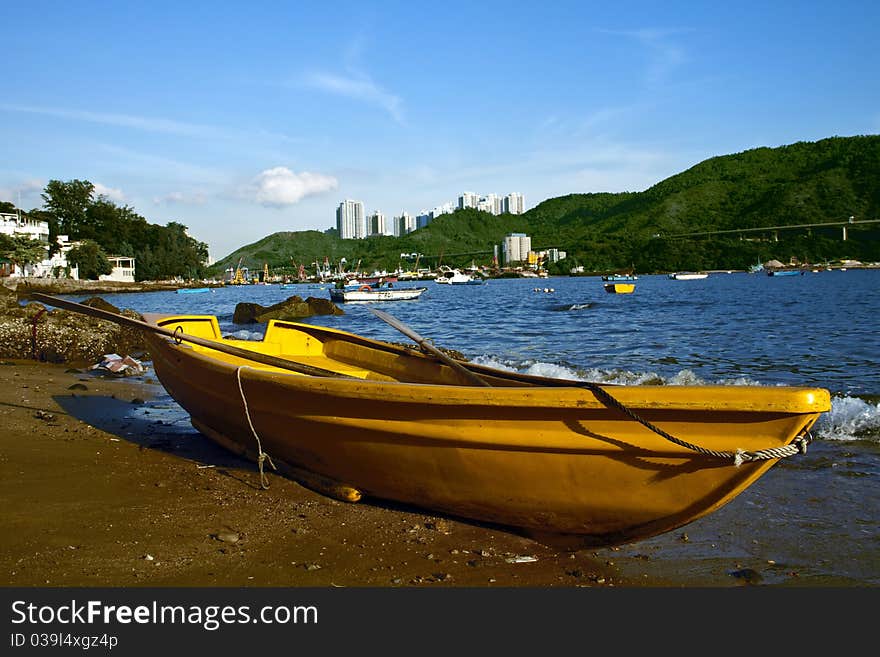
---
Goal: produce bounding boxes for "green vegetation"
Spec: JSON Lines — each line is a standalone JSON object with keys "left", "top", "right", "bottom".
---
{"left": 2, "top": 180, "right": 209, "bottom": 281}
{"left": 0, "top": 233, "right": 47, "bottom": 274}
{"left": 65, "top": 239, "right": 112, "bottom": 280}
{"left": 5, "top": 135, "right": 879, "bottom": 281}
{"left": 212, "top": 135, "right": 880, "bottom": 277}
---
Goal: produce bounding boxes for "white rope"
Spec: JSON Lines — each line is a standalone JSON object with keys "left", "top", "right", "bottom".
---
{"left": 235, "top": 366, "right": 276, "bottom": 489}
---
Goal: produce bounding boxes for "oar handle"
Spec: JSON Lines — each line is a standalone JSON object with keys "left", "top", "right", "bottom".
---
{"left": 368, "top": 308, "right": 490, "bottom": 387}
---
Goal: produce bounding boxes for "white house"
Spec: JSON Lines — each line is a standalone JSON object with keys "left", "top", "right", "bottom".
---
{"left": 0, "top": 212, "right": 80, "bottom": 278}
{"left": 1, "top": 211, "right": 136, "bottom": 280}
{"left": 98, "top": 256, "right": 136, "bottom": 283}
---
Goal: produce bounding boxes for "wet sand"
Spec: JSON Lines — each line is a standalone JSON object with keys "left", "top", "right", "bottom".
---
{"left": 5, "top": 359, "right": 869, "bottom": 590}
{"left": 0, "top": 359, "right": 657, "bottom": 588}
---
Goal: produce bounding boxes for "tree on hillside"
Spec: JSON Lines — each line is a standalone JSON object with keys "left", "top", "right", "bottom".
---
{"left": 66, "top": 239, "right": 112, "bottom": 280}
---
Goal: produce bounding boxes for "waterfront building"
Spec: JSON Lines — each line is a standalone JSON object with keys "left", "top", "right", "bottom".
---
{"left": 0, "top": 212, "right": 80, "bottom": 278}
{"left": 545, "top": 247, "right": 567, "bottom": 262}
{"left": 336, "top": 200, "right": 366, "bottom": 239}
{"left": 502, "top": 232, "right": 531, "bottom": 265}
{"left": 98, "top": 256, "right": 136, "bottom": 283}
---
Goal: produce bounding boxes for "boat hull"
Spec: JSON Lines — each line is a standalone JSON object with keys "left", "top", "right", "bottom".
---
{"left": 329, "top": 287, "right": 427, "bottom": 302}
{"left": 668, "top": 273, "right": 709, "bottom": 280}
{"left": 144, "top": 314, "right": 829, "bottom": 548}
{"left": 604, "top": 283, "right": 635, "bottom": 294}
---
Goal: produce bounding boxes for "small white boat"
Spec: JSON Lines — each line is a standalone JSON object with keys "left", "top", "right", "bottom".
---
{"left": 329, "top": 286, "right": 428, "bottom": 302}
{"left": 435, "top": 267, "right": 483, "bottom": 285}
{"left": 668, "top": 272, "right": 709, "bottom": 280}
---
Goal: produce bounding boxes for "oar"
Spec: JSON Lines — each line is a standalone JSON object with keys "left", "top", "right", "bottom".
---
{"left": 367, "top": 307, "right": 490, "bottom": 386}
{"left": 31, "top": 293, "right": 355, "bottom": 379}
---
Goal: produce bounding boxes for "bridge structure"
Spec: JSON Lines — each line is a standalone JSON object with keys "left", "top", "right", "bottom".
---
{"left": 663, "top": 217, "right": 880, "bottom": 241}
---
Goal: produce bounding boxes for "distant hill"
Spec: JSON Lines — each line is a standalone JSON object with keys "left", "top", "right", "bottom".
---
{"left": 210, "top": 135, "right": 880, "bottom": 276}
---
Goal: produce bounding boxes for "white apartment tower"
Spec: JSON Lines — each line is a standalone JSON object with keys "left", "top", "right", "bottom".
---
{"left": 477, "top": 194, "right": 501, "bottom": 215}
{"left": 502, "top": 232, "right": 531, "bottom": 265}
{"left": 336, "top": 200, "right": 365, "bottom": 239}
{"left": 504, "top": 193, "right": 525, "bottom": 215}
{"left": 458, "top": 191, "right": 479, "bottom": 210}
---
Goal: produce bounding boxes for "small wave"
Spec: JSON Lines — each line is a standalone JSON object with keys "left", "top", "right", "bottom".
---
{"left": 550, "top": 302, "right": 594, "bottom": 311}
{"left": 453, "top": 357, "right": 880, "bottom": 442}
{"left": 815, "top": 395, "right": 880, "bottom": 442}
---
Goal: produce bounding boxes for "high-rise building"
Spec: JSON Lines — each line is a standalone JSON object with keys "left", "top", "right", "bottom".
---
{"left": 392, "top": 211, "right": 416, "bottom": 237}
{"left": 458, "top": 191, "right": 479, "bottom": 210}
{"left": 416, "top": 211, "right": 431, "bottom": 229}
{"left": 504, "top": 193, "right": 525, "bottom": 215}
{"left": 336, "top": 200, "right": 365, "bottom": 239}
{"left": 502, "top": 232, "right": 531, "bottom": 265}
{"left": 477, "top": 194, "right": 500, "bottom": 215}
{"left": 367, "top": 210, "right": 387, "bottom": 237}
{"left": 432, "top": 202, "right": 454, "bottom": 219}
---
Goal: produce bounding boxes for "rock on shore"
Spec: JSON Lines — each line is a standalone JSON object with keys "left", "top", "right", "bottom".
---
{"left": 232, "top": 295, "right": 344, "bottom": 324}
{"left": 0, "top": 285, "right": 149, "bottom": 365}
{"left": 0, "top": 278, "right": 347, "bottom": 365}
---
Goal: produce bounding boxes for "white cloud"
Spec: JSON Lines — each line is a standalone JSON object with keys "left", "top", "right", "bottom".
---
{"left": 304, "top": 71, "right": 404, "bottom": 123}
{"left": 0, "top": 178, "right": 45, "bottom": 206}
{"left": 93, "top": 182, "right": 126, "bottom": 203}
{"left": 0, "top": 103, "right": 219, "bottom": 138}
{"left": 249, "top": 167, "right": 338, "bottom": 207}
{"left": 153, "top": 191, "right": 208, "bottom": 206}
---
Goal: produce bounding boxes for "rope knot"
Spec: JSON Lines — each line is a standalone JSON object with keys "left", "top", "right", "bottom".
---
{"left": 236, "top": 365, "right": 276, "bottom": 490}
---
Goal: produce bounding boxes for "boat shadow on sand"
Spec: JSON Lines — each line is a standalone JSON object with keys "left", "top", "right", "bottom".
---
{"left": 51, "top": 386, "right": 543, "bottom": 542}
{"left": 53, "top": 388, "right": 275, "bottom": 491}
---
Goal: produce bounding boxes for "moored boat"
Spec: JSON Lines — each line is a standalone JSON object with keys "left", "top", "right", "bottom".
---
{"left": 767, "top": 269, "right": 804, "bottom": 277}
{"left": 434, "top": 266, "right": 483, "bottom": 285}
{"left": 329, "top": 286, "right": 427, "bottom": 302}
{"left": 668, "top": 272, "right": 709, "bottom": 280}
{"left": 32, "top": 293, "right": 831, "bottom": 550}
{"left": 603, "top": 283, "right": 635, "bottom": 294}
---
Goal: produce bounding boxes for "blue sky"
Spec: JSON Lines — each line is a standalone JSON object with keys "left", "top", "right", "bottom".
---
{"left": 2, "top": 1, "right": 878, "bottom": 261}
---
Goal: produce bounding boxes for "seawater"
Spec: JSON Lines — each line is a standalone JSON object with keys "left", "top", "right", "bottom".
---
{"left": 62, "top": 270, "right": 880, "bottom": 585}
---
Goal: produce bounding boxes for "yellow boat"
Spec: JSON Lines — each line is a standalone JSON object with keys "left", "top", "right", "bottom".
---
{"left": 604, "top": 283, "right": 635, "bottom": 294}
{"left": 32, "top": 295, "right": 831, "bottom": 549}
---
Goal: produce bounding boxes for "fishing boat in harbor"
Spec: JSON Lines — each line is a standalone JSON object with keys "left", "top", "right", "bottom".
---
{"left": 668, "top": 272, "right": 709, "bottom": 280}
{"left": 329, "top": 286, "right": 428, "bottom": 302}
{"left": 32, "top": 294, "right": 831, "bottom": 549}
{"left": 434, "top": 267, "right": 483, "bottom": 285}
{"left": 767, "top": 269, "right": 804, "bottom": 277}
{"left": 604, "top": 283, "right": 635, "bottom": 294}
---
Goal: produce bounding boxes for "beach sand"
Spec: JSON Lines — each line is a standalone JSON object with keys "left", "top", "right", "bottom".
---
{"left": 0, "top": 359, "right": 667, "bottom": 588}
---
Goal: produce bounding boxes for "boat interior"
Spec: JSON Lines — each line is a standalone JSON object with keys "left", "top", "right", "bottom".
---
{"left": 147, "top": 313, "right": 534, "bottom": 387}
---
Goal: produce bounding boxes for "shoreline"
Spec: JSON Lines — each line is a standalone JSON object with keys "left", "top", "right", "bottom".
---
{"left": 3, "top": 358, "right": 870, "bottom": 588}
{"left": 1, "top": 360, "right": 664, "bottom": 588}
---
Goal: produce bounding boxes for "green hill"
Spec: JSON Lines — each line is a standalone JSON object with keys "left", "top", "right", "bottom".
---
{"left": 210, "top": 135, "right": 880, "bottom": 277}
